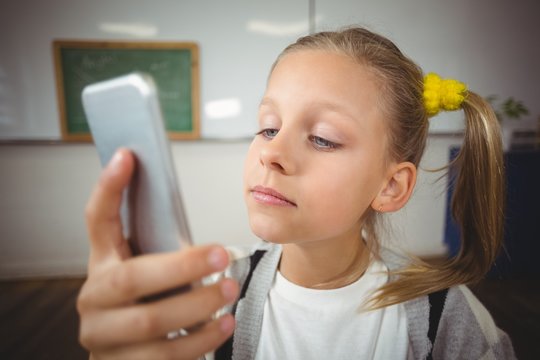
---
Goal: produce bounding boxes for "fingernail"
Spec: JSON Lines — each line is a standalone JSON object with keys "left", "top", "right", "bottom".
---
{"left": 207, "top": 247, "right": 227, "bottom": 270}
{"left": 221, "top": 279, "right": 237, "bottom": 302}
{"left": 108, "top": 150, "right": 124, "bottom": 171}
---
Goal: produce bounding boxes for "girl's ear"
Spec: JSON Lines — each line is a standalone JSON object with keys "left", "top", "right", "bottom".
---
{"left": 371, "top": 162, "right": 417, "bottom": 213}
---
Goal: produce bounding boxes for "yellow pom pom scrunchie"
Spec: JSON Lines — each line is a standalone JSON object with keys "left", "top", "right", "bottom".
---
{"left": 423, "top": 73, "right": 467, "bottom": 117}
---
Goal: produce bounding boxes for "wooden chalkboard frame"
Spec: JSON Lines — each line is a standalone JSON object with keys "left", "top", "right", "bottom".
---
{"left": 53, "top": 40, "right": 200, "bottom": 141}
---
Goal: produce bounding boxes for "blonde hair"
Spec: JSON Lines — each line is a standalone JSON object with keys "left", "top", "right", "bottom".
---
{"left": 273, "top": 27, "right": 505, "bottom": 308}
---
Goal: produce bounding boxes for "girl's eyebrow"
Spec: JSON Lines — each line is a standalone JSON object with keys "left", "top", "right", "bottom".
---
{"left": 309, "top": 100, "right": 357, "bottom": 122}
{"left": 260, "top": 96, "right": 357, "bottom": 122}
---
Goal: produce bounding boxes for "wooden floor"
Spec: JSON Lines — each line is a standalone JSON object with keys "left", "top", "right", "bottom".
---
{"left": 0, "top": 278, "right": 538, "bottom": 359}
{"left": 0, "top": 278, "right": 88, "bottom": 359}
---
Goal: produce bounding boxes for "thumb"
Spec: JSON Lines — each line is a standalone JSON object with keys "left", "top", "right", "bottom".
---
{"left": 85, "top": 148, "right": 135, "bottom": 271}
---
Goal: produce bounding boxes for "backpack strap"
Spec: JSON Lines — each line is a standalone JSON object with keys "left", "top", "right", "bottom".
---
{"left": 214, "top": 249, "right": 267, "bottom": 360}
{"left": 426, "top": 288, "right": 449, "bottom": 360}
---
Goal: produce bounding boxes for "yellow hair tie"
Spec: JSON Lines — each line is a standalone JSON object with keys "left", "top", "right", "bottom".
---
{"left": 423, "top": 73, "right": 467, "bottom": 117}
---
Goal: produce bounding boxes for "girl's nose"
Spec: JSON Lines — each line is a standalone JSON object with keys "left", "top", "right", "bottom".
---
{"left": 258, "top": 131, "right": 296, "bottom": 175}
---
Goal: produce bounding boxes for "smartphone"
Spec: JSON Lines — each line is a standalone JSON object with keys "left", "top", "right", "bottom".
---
{"left": 82, "top": 72, "right": 193, "bottom": 259}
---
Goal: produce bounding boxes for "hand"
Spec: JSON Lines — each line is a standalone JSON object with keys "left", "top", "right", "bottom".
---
{"left": 77, "top": 149, "right": 239, "bottom": 359}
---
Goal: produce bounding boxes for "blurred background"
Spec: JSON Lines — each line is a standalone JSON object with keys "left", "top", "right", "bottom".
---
{"left": 1, "top": 0, "right": 538, "bottom": 358}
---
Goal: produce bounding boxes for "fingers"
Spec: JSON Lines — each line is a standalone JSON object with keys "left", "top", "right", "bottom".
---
{"left": 81, "top": 148, "right": 240, "bottom": 359}
{"left": 78, "top": 245, "right": 239, "bottom": 356}
{"left": 85, "top": 148, "right": 135, "bottom": 269}
{"left": 80, "top": 278, "right": 239, "bottom": 348}
{"left": 91, "top": 314, "right": 235, "bottom": 360}
{"left": 78, "top": 245, "right": 231, "bottom": 309}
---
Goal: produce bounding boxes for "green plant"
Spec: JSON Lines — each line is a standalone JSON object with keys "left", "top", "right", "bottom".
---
{"left": 486, "top": 95, "right": 529, "bottom": 122}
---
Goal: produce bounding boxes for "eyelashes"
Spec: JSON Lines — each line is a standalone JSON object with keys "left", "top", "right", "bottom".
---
{"left": 255, "top": 128, "right": 341, "bottom": 150}
{"left": 309, "top": 135, "right": 340, "bottom": 149}
{"left": 255, "top": 128, "right": 279, "bottom": 139}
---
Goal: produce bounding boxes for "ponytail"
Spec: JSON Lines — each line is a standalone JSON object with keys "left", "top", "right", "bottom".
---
{"left": 370, "top": 88, "right": 505, "bottom": 309}
{"left": 450, "top": 92, "right": 505, "bottom": 277}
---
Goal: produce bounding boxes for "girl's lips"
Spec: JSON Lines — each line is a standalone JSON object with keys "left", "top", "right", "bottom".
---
{"left": 250, "top": 185, "right": 297, "bottom": 207}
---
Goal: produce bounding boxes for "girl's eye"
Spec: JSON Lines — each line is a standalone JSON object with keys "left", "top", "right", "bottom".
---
{"left": 310, "top": 135, "right": 339, "bottom": 150}
{"left": 256, "top": 128, "right": 279, "bottom": 139}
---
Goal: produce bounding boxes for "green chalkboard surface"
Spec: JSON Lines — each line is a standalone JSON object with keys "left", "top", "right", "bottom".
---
{"left": 54, "top": 41, "right": 200, "bottom": 141}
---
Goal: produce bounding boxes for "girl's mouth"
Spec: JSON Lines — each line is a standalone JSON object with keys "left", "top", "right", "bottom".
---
{"left": 250, "top": 185, "right": 297, "bottom": 207}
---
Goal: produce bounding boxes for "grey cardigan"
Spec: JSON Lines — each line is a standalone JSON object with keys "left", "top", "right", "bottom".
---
{"left": 214, "top": 243, "right": 516, "bottom": 360}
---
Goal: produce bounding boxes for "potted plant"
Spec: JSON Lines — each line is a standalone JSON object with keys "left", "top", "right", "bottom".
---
{"left": 486, "top": 95, "right": 530, "bottom": 151}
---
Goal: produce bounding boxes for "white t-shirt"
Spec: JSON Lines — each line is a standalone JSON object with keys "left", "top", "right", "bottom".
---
{"left": 255, "top": 260, "right": 410, "bottom": 360}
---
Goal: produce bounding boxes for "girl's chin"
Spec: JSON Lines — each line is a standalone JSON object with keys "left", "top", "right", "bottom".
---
{"left": 250, "top": 224, "right": 291, "bottom": 245}
{"left": 252, "top": 231, "right": 289, "bottom": 244}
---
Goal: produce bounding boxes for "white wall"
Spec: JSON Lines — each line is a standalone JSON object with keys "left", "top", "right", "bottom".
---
{"left": 0, "top": 142, "right": 258, "bottom": 278}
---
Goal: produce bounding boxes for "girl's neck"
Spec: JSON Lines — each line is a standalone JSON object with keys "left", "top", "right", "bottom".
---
{"left": 279, "top": 232, "right": 370, "bottom": 289}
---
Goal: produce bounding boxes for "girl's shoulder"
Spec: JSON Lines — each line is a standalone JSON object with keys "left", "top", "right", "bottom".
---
{"left": 435, "top": 285, "right": 515, "bottom": 358}
{"left": 377, "top": 248, "right": 516, "bottom": 359}
{"left": 404, "top": 283, "right": 515, "bottom": 359}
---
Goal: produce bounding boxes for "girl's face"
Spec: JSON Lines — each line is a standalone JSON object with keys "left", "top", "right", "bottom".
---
{"left": 243, "top": 50, "right": 390, "bottom": 246}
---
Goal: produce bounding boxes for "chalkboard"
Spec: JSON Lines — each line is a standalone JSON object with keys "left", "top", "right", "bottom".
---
{"left": 53, "top": 41, "right": 200, "bottom": 141}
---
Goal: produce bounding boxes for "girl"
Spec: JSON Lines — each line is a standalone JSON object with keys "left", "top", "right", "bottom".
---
{"left": 78, "top": 27, "right": 515, "bottom": 359}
